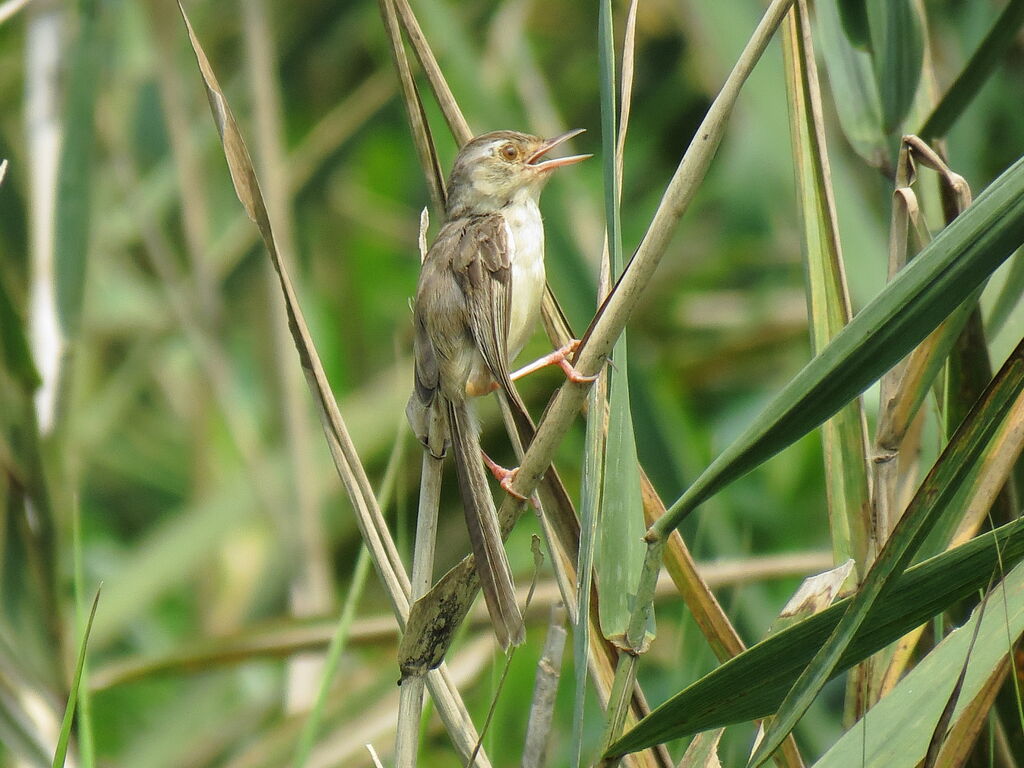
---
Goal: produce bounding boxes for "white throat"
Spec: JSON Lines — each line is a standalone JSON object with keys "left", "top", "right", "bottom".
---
{"left": 503, "top": 193, "right": 546, "bottom": 360}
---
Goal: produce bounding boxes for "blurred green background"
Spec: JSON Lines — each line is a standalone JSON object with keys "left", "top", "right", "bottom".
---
{"left": 0, "top": 0, "right": 1022, "bottom": 765}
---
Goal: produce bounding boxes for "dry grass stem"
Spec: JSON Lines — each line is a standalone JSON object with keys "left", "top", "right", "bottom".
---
{"left": 523, "top": 605, "right": 568, "bottom": 768}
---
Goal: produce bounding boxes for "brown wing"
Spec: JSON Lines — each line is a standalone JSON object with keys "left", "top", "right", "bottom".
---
{"left": 450, "top": 213, "right": 515, "bottom": 390}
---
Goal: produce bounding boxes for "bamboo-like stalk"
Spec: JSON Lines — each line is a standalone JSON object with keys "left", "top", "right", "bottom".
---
{"left": 378, "top": 0, "right": 445, "bottom": 215}
{"left": 523, "top": 605, "right": 568, "bottom": 768}
{"left": 394, "top": 452, "right": 442, "bottom": 768}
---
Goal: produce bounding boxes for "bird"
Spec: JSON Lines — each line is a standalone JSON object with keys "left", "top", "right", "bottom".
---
{"left": 406, "top": 129, "right": 591, "bottom": 649}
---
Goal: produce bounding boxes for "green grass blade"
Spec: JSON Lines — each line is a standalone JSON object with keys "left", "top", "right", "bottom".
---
{"left": 986, "top": 248, "right": 1024, "bottom": 339}
{"left": 0, "top": 160, "right": 42, "bottom": 391}
{"left": 747, "top": 340, "right": 1024, "bottom": 767}
{"left": 813, "top": 560, "right": 1024, "bottom": 768}
{"left": 782, "top": 0, "right": 870, "bottom": 569}
{"left": 51, "top": 586, "right": 100, "bottom": 768}
{"left": 292, "top": 546, "right": 372, "bottom": 768}
{"left": 655, "top": 152, "right": 1024, "bottom": 536}
{"left": 571, "top": 382, "right": 603, "bottom": 768}
{"left": 836, "top": 0, "right": 869, "bottom": 48}
{"left": 816, "top": 0, "right": 886, "bottom": 168}
{"left": 54, "top": 0, "right": 102, "bottom": 338}
{"left": 69, "top": 496, "right": 93, "bottom": 768}
{"left": 867, "top": 0, "right": 924, "bottom": 134}
{"left": 919, "top": 0, "right": 1024, "bottom": 140}
{"left": 595, "top": 0, "right": 645, "bottom": 648}
{"left": 606, "top": 515, "right": 1024, "bottom": 755}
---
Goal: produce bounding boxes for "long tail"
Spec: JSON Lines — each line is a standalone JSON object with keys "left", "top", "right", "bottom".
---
{"left": 447, "top": 397, "right": 525, "bottom": 649}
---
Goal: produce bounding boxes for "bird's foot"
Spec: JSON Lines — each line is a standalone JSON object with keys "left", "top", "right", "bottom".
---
{"left": 482, "top": 453, "right": 540, "bottom": 509}
{"left": 511, "top": 339, "right": 597, "bottom": 385}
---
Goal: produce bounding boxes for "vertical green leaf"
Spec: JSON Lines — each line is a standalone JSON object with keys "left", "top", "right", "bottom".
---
{"left": 867, "top": 0, "right": 924, "bottom": 134}
{"left": 54, "top": 0, "right": 102, "bottom": 338}
{"left": 918, "top": 0, "right": 1024, "bottom": 140}
{"left": 51, "top": 587, "right": 100, "bottom": 768}
{"left": 595, "top": 0, "right": 646, "bottom": 648}
{"left": 837, "top": 0, "right": 869, "bottom": 49}
{"left": 783, "top": 1, "right": 871, "bottom": 570}
{"left": 816, "top": 0, "right": 887, "bottom": 168}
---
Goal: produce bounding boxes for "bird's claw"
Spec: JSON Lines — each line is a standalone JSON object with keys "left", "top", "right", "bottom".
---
{"left": 482, "top": 454, "right": 540, "bottom": 509}
{"left": 511, "top": 339, "right": 598, "bottom": 385}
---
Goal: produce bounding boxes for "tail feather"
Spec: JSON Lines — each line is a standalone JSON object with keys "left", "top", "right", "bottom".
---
{"left": 447, "top": 398, "right": 525, "bottom": 649}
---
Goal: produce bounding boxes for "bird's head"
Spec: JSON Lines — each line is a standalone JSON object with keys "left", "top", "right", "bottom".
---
{"left": 445, "top": 129, "right": 590, "bottom": 217}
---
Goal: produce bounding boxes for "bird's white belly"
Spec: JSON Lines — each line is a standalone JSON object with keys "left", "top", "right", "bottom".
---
{"left": 504, "top": 199, "right": 546, "bottom": 362}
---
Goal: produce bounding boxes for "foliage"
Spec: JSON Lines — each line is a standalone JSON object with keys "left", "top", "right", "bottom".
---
{"left": 0, "top": 0, "right": 1022, "bottom": 766}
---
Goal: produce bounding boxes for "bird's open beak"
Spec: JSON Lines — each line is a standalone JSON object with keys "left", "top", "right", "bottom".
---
{"left": 527, "top": 128, "right": 591, "bottom": 172}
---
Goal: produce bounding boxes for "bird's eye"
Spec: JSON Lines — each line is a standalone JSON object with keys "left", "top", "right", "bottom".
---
{"left": 500, "top": 143, "right": 519, "bottom": 161}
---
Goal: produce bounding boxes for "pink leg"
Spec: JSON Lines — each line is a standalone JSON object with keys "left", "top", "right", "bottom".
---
{"left": 482, "top": 453, "right": 540, "bottom": 510}
{"left": 511, "top": 339, "right": 597, "bottom": 385}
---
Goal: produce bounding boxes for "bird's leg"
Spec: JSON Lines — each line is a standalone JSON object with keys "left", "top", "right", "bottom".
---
{"left": 510, "top": 339, "right": 597, "bottom": 384}
{"left": 481, "top": 452, "right": 541, "bottom": 510}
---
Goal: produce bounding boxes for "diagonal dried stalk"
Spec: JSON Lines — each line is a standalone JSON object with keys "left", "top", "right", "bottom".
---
{"left": 176, "top": 6, "right": 492, "bottom": 764}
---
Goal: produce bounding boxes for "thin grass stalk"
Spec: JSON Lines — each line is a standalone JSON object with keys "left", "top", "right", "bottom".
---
{"left": 293, "top": 416, "right": 409, "bottom": 767}
{"left": 594, "top": 0, "right": 658, "bottom": 758}
{"left": 177, "top": 8, "right": 492, "bottom": 762}
{"left": 395, "top": 451, "right": 442, "bottom": 768}
{"left": 378, "top": 0, "right": 446, "bottom": 214}
{"left": 147, "top": 0, "right": 218, "bottom": 322}
{"left": 523, "top": 605, "right": 568, "bottom": 768}
{"left": 22, "top": 6, "right": 67, "bottom": 728}
{"left": 596, "top": 0, "right": 646, "bottom": 649}
{"left": 240, "top": 0, "right": 333, "bottom": 713}
{"left": 50, "top": 588, "right": 99, "bottom": 768}
{"left": 783, "top": 0, "right": 871, "bottom": 571}
{"left": 919, "top": 0, "right": 1024, "bottom": 140}
{"left": 574, "top": 360, "right": 606, "bottom": 768}
{"left": 391, "top": 0, "right": 471, "bottom": 145}
{"left": 69, "top": 496, "right": 94, "bottom": 767}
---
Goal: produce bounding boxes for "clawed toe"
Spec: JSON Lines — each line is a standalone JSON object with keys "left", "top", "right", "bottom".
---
{"left": 482, "top": 454, "right": 540, "bottom": 509}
